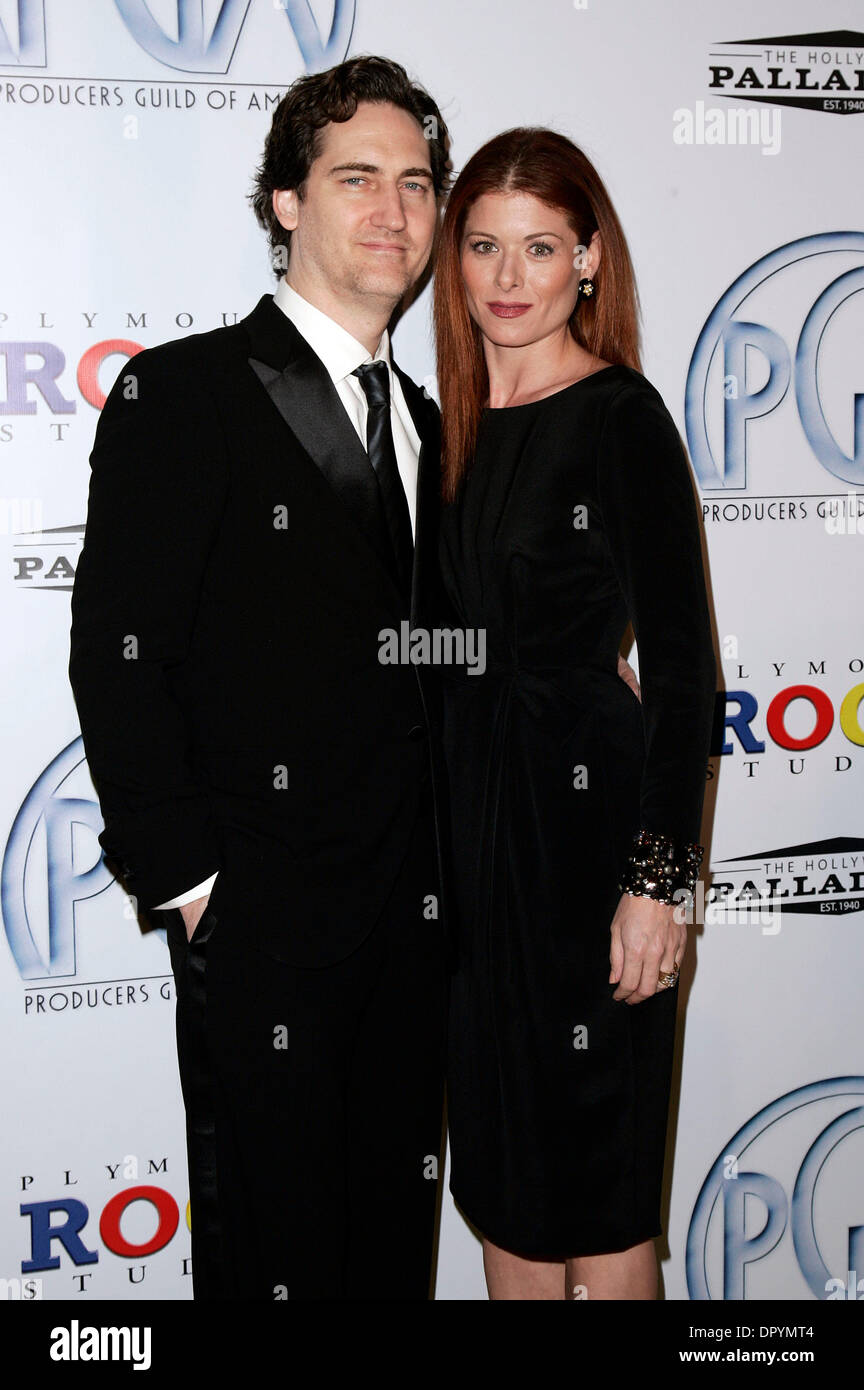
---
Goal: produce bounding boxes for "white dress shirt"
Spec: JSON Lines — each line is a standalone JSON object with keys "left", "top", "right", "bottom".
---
{"left": 154, "top": 279, "right": 421, "bottom": 911}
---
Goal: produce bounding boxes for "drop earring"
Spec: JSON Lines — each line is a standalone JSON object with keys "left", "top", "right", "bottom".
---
{"left": 577, "top": 277, "right": 595, "bottom": 300}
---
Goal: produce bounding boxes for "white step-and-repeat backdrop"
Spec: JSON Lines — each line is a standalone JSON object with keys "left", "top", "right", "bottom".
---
{"left": 1, "top": 0, "right": 861, "bottom": 1301}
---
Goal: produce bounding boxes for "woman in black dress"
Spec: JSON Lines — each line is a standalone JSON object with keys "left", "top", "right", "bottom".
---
{"left": 432, "top": 129, "right": 716, "bottom": 1299}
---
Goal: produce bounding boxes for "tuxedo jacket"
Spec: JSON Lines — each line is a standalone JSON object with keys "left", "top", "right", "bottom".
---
{"left": 68, "top": 293, "right": 451, "bottom": 968}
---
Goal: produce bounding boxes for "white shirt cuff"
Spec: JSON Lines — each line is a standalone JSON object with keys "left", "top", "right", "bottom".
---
{"left": 153, "top": 871, "right": 219, "bottom": 910}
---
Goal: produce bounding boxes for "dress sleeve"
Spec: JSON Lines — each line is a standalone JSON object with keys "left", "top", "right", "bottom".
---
{"left": 596, "top": 378, "right": 716, "bottom": 903}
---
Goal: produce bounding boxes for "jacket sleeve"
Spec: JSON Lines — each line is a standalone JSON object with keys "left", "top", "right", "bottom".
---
{"left": 596, "top": 378, "right": 716, "bottom": 896}
{"left": 68, "top": 344, "right": 228, "bottom": 912}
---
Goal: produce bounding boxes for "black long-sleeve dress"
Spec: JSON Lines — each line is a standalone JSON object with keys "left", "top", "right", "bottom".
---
{"left": 438, "top": 363, "right": 716, "bottom": 1258}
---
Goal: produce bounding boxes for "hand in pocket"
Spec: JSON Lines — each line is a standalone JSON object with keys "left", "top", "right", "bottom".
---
{"left": 179, "top": 892, "right": 211, "bottom": 943}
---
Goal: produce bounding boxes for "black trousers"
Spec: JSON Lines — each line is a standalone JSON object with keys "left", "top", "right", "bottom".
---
{"left": 165, "top": 789, "right": 446, "bottom": 1300}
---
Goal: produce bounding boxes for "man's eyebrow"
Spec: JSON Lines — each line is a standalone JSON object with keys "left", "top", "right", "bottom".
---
{"left": 327, "top": 161, "right": 433, "bottom": 179}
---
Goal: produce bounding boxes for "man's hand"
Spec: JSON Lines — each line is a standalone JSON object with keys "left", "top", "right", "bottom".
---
{"left": 617, "top": 652, "right": 641, "bottom": 701}
{"left": 179, "top": 893, "right": 210, "bottom": 943}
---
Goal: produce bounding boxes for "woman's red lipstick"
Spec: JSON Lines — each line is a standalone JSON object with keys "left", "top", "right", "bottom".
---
{"left": 487, "top": 302, "right": 531, "bottom": 318}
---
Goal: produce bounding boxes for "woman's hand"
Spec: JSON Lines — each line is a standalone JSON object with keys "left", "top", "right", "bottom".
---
{"left": 609, "top": 892, "right": 685, "bottom": 1003}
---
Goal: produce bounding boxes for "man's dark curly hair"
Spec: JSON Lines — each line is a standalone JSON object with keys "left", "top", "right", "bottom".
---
{"left": 249, "top": 54, "right": 452, "bottom": 278}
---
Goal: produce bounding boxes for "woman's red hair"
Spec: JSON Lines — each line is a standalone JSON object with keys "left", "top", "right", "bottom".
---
{"left": 433, "top": 128, "right": 643, "bottom": 501}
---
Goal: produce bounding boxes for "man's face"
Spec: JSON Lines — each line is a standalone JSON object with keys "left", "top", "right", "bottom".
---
{"left": 274, "top": 100, "right": 438, "bottom": 313}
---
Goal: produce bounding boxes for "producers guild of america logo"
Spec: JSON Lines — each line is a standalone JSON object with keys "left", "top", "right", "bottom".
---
{"left": 707, "top": 30, "right": 864, "bottom": 116}
{"left": 687, "top": 1078, "right": 864, "bottom": 1300}
{"left": 685, "top": 232, "right": 864, "bottom": 494}
{"left": 0, "top": 0, "right": 356, "bottom": 74}
{"left": 1, "top": 738, "right": 173, "bottom": 1010}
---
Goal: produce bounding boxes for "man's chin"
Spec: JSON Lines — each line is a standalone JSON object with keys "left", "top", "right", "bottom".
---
{"left": 353, "top": 268, "right": 414, "bottom": 303}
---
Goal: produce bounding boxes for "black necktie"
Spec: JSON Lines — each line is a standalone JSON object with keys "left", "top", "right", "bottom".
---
{"left": 351, "top": 360, "right": 414, "bottom": 595}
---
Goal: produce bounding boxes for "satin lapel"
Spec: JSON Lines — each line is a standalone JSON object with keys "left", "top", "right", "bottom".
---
{"left": 243, "top": 295, "right": 399, "bottom": 594}
{"left": 393, "top": 361, "right": 442, "bottom": 628}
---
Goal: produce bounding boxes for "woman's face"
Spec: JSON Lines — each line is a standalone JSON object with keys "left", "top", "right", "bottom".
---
{"left": 459, "top": 190, "right": 597, "bottom": 348}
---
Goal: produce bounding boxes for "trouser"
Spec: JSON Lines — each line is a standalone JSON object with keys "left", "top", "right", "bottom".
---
{"left": 165, "top": 789, "right": 446, "bottom": 1300}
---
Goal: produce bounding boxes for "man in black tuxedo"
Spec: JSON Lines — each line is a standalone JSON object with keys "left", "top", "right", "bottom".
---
{"left": 68, "top": 56, "right": 452, "bottom": 1301}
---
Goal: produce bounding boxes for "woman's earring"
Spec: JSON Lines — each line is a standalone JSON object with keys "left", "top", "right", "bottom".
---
{"left": 577, "top": 277, "right": 595, "bottom": 300}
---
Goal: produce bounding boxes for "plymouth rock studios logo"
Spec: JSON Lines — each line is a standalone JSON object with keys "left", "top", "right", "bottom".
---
{"left": 0, "top": 0, "right": 356, "bottom": 74}
{"left": 1, "top": 737, "right": 170, "bottom": 1009}
{"left": 687, "top": 1078, "right": 864, "bottom": 1300}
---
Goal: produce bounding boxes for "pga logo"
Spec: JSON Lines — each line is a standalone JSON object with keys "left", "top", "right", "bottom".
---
{"left": 2, "top": 737, "right": 146, "bottom": 981}
{"left": 0, "top": 0, "right": 355, "bottom": 73}
{"left": 685, "top": 232, "right": 864, "bottom": 492}
{"left": 686, "top": 1078, "right": 864, "bottom": 1300}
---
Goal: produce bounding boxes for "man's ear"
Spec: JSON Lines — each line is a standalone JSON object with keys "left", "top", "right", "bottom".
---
{"left": 273, "top": 188, "right": 298, "bottom": 231}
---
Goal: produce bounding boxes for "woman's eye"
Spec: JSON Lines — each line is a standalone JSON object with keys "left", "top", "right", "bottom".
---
{"left": 467, "top": 240, "right": 555, "bottom": 257}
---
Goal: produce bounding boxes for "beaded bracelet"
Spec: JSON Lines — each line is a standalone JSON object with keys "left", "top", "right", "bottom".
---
{"left": 618, "top": 828, "right": 704, "bottom": 905}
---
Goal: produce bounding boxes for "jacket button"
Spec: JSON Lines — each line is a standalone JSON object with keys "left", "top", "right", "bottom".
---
{"left": 407, "top": 724, "right": 426, "bottom": 740}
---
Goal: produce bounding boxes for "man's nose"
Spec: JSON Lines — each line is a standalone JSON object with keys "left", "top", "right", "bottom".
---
{"left": 369, "top": 183, "right": 408, "bottom": 231}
